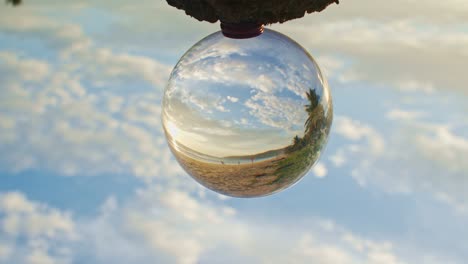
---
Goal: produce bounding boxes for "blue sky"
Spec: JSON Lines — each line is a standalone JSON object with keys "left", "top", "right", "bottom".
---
{"left": 1, "top": 1, "right": 468, "bottom": 263}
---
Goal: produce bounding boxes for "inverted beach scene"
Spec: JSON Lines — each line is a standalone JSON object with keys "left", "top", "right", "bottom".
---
{"left": 162, "top": 29, "right": 333, "bottom": 197}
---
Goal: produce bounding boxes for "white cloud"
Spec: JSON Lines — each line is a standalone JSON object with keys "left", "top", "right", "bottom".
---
{"left": 0, "top": 19, "right": 180, "bottom": 181}
{"left": 414, "top": 124, "right": 468, "bottom": 174}
{"left": 0, "top": 192, "right": 77, "bottom": 240}
{"left": 312, "top": 0, "right": 468, "bottom": 24}
{"left": 291, "top": 232, "right": 407, "bottom": 264}
{"left": 75, "top": 184, "right": 418, "bottom": 264}
{"left": 313, "top": 162, "right": 328, "bottom": 178}
{"left": 0, "top": 78, "right": 180, "bottom": 180}
{"left": 0, "top": 192, "right": 36, "bottom": 214}
{"left": 333, "top": 112, "right": 468, "bottom": 214}
{"left": 409, "top": 124, "right": 468, "bottom": 210}
{"left": 82, "top": 186, "right": 249, "bottom": 264}
{"left": 0, "top": 10, "right": 91, "bottom": 58}
{"left": 435, "top": 192, "right": 468, "bottom": 215}
{"left": 81, "top": 48, "right": 170, "bottom": 88}
{"left": 295, "top": 234, "right": 355, "bottom": 264}
{"left": 272, "top": 10, "right": 468, "bottom": 93}
{"left": 330, "top": 116, "right": 388, "bottom": 187}
{"left": 245, "top": 91, "right": 305, "bottom": 132}
{"left": 315, "top": 55, "right": 345, "bottom": 80}
{"left": 227, "top": 96, "right": 239, "bottom": 103}
{"left": 26, "top": 249, "right": 56, "bottom": 264}
{"left": 0, "top": 243, "right": 12, "bottom": 261}
{"left": 0, "top": 192, "right": 77, "bottom": 264}
{"left": 386, "top": 109, "right": 425, "bottom": 121}
{"left": 0, "top": 184, "right": 454, "bottom": 264}
{"left": 329, "top": 148, "right": 346, "bottom": 168}
{"left": 0, "top": 52, "right": 50, "bottom": 82}
{"left": 396, "top": 80, "right": 435, "bottom": 94}
{"left": 334, "top": 116, "right": 385, "bottom": 155}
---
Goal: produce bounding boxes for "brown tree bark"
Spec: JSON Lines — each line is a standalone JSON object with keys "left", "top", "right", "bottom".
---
{"left": 166, "top": 0, "right": 339, "bottom": 24}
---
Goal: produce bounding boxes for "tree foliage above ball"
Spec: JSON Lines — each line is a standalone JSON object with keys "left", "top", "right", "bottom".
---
{"left": 6, "top": 0, "right": 21, "bottom": 5}
{"left": 167, "top": 0, "right": 339, "bottom": 24}
{"left": 5, "top": 0, "right": 339, "bottom": 24}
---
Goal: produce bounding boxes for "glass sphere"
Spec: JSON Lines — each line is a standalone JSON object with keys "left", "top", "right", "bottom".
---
{"left": 162, "top": 28, "right": 333, "bottom": 197}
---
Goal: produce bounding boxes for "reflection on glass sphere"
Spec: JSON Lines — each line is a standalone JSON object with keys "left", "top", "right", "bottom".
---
{"left": 162, "top": 28, "right": 333, "bottom": 197}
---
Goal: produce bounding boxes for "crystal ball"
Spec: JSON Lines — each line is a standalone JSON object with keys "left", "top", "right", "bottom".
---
{"left": 162, "top": 28, "right": 333, "bottom": 197}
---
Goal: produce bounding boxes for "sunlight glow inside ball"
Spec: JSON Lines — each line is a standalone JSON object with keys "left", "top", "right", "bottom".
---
{"left": 162, "top": 28, "right": 333, "bottom": 197}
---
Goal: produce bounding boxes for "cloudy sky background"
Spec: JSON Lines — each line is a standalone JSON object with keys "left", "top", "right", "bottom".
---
{"left": 0, "top": 0, "right": 467, "bottom": 263}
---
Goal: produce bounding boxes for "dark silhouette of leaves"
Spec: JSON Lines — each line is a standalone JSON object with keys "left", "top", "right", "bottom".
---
{"left": 6, "top": 0, "right": 21, "bottom": 6}
{"left": 304, "top": 88, "right": 323, "bottom": 138}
